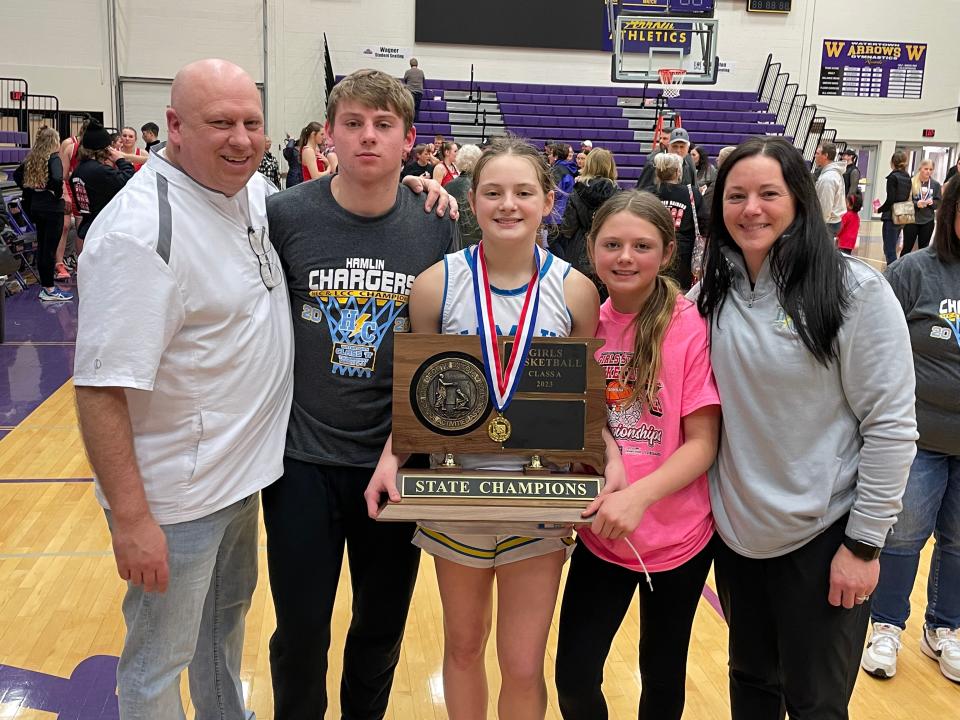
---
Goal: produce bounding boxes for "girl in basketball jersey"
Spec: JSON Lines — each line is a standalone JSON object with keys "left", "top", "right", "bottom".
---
{"left": 554, "top": 191, "right": 720, "bottom": 720}
{"left": 366, "top": 136, "right": 601, "bottom": 719}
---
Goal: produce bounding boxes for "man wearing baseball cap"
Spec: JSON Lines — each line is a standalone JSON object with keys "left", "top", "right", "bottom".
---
{"left": 580, "top": 140, "right": 593, "bottom": 154}
{"left": 68, "top": 119, "right": 135, "bottom": 240}
{"left": 840, "top": 148, "right": 862, "bottom": 198}
{"left": 636, "top": 127, "right": 702, "bottom": 210}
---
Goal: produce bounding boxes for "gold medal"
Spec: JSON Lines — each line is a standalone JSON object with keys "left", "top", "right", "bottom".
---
{"left": 487, "top": 413, "right": 511, "bottom": 442}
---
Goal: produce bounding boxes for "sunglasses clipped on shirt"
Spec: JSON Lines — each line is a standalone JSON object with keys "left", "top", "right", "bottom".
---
{"left": 247, "top": 226, "right": 282, "bottom": 290}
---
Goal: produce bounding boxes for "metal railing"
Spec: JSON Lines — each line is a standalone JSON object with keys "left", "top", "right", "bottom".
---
{"left": 795, "top": 106, "right": 818, "bottom": 155}
{"left": 775, "top": 84, "right": 798, "bottom": 128}
{"left": 27, "top": 94, "right": 60, "bottom": 136}
{"left": 768, "top": 74, "right": 788, "bottom": 122}
{"left": 802, "top": 117, "right": 827, "bottom": 162}
{"left": 758, "top": 58, "right": 781, "bottom": 106}
{"left": 0, "top": 78, "right": 29, "bottom": 136}
{"left": 756, "top": 54, "right": 843, "bottom": 163}
{"left": 784, "top": 94, "right": 808, "bottom": 140}
{"left": 473, "top": 87, "right": 483, "bottom": 124}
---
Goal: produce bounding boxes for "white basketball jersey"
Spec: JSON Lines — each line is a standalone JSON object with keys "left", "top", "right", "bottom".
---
{"left": 427, "top": 245, "right": 575, "bottom": 535}
{"left": 440, "top": 245, "right": 572, "bottom": 338}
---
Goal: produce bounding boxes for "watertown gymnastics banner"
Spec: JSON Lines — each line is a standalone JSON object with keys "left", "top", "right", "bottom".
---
{"left": 818, "top": 39, "right": 927, "bottom": 100}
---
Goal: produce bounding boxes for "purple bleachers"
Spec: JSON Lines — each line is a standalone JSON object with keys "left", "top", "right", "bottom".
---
{"left": 410, "top": 75, "right": 782, "bottom": 185}
{"left": 0, "top": 130, "right": 30, "bottom": 171}
{"left": 428, "top": 79, "right": 759, "bottom": 102}
{"left": 500, "top": 104, "right": 625, "bottom": 118}
{"left": 0, "top": 148, "right": 29, "bottom": 164}
{"left": 496, "top": 100, "right": 776, "bottom": 125}
{"left": 502, "top": 116, "right": 630, "bottom": 130}
{"left": 417, "top": 111, "right": 450, "bottom": 123}
{"left": 498, "top": 92, "right": 620, "bottom": 107}
{"left": 0, "top": 131, "right": 28, "bottom": 145}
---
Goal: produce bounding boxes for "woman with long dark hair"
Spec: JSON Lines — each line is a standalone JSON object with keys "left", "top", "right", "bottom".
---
{"left": 877, "top": 150, "right": 912, "bottom": 265}
{"left": 431, "top": 141, "right": 459, "bottom": 187}
{"left": 13, "top": 126, "right": 72, "bottom": 302}
{"left": 299, "top": 121, "right": 329, "bottom": 181}
{"left": 861, "top": 176, "right": 960, "bottom": 684}
{"left": 690, "top": 143, "right": 717, "bottom": 194}
{"left": 694, "top": 136, "right": 918, "bottom": 718}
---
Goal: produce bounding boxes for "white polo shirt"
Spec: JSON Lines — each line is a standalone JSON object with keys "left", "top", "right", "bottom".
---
{"left": 74, "top": 149, "right": 294, "bottom": 524}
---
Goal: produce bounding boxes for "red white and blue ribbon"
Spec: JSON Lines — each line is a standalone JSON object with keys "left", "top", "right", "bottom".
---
{"left": 471, "top": 242, "right": 542, "bottom": 412}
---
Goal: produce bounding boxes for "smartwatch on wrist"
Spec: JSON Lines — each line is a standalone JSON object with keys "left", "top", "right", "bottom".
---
{"left": 842, "top": 535, "right": 882, "bottom": 561}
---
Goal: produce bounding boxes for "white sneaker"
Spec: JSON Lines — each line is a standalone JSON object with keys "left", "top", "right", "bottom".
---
{"left": 921, "top": 625, "right": 960, "bottom": 682}
{"left": 861, "top": 622, "right": 902, "bottom": 678}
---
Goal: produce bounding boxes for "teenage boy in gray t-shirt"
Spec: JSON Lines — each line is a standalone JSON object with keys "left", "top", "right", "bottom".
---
{"left": 264, "top": 69, "right": 455, "bottom": 720}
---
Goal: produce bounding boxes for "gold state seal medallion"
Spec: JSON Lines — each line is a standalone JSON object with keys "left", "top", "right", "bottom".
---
{"left": 413, "top": 356, "right": 489, "bottom": 434}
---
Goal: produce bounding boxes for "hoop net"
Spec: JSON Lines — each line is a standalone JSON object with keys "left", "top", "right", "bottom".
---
{"left": 658, "top": 68, "right": 687, "bottom": 99}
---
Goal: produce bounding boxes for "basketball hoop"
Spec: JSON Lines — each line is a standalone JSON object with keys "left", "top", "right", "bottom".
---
{"left": 658, "top": 68, "right": 687, "bottom": 99}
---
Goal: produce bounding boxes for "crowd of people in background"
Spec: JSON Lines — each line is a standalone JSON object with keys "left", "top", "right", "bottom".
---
{"left": 16, "top": 78, "right": 948, "bottom": 308}
{"left": 16, "top": 104, "right": 950, "bottom": 311}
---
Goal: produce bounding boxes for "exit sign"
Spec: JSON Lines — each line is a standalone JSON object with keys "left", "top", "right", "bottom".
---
{"left": 923, "top": 129, "right": 936, "bottom": 138}
{"left": 9, "top": 90, "right": 25, "bottom": 101}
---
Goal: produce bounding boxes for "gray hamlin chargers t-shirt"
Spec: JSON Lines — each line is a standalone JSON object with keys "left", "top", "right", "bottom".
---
{"left": 885, "top": 245, "right": 960, "bottom": 456}
{"left": 268, "top": 177, "right": 455, "bottom": 467}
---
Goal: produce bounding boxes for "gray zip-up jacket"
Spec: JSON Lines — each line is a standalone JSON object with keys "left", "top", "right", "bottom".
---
{"left": 690, "top": 249, "right": 918, "bottom": 558}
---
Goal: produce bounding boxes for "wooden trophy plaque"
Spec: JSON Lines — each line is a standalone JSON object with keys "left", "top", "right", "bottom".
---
{"left": 378, "top": 333, "right": 607, "bottom": 523}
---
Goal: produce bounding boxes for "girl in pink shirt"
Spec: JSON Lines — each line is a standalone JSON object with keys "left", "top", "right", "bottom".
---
{"left": 555, "top": 190, "right": 721, "bottom": 720}
{"left": 837, "top": 193, "right": 862, "bottom": 255}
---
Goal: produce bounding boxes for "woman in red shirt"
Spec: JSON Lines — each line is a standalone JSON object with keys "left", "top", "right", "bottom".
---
{"left": 118, "top": 126, "right": 148, "bottom": 171}
{"left": 431, "top": 141, "right": 459, "bottom": 187}
{"left": 299, "top": 121, "right": 329, "bottom": 181}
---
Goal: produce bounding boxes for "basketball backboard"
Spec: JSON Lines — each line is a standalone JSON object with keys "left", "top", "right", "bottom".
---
{"left": 607, "top": 6, "right": 719, "bottom": 85}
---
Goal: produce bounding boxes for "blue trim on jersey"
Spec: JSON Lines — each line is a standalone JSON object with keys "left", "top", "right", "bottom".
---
{"left": 440, "top": 255, "right": 450, "bottom": 333}
{"left": 563, "top": 263, "right": 571, "bottom": 278}
{"left": 493, "top": 283, "right": 527, "bottom": 297}
{"left": 463, "top": 246, "right": 555, "bottom": 296}
{"left": 541, "top": 250, "right": 554, "bottom": 278}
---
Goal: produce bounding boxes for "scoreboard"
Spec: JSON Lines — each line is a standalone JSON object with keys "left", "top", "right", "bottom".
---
{"left": 618, "top": 0, "right": 716, "bottom": 17}
{"left": 414, "top": 0, "right": 714, "bottom": 51}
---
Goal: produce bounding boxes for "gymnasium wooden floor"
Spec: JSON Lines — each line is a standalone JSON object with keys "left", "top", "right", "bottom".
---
{"left": 1, "top": 224, "right": 957, "bottom": 718}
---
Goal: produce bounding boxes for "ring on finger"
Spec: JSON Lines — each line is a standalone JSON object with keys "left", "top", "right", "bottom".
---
{"left": 856, "top": 594, "right": 870, "bottom": 602}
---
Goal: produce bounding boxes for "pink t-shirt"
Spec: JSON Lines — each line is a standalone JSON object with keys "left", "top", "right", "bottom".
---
{"left": 578, "top": 296, "right": 720, "bottom": 573}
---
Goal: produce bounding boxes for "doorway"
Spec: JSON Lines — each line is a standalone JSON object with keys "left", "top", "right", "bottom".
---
{"left": 902, "top": 145, "right": 954, "bottom": 183}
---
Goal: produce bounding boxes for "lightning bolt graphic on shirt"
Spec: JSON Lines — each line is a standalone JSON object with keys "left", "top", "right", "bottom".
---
{"left": 350, "top": 313, "right": 371, "bottom": 337}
